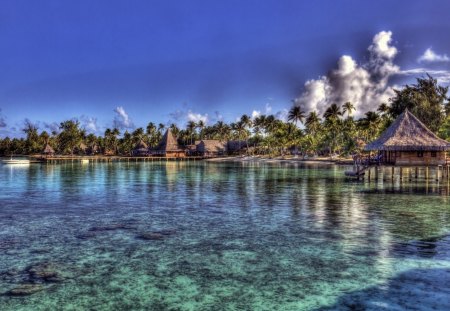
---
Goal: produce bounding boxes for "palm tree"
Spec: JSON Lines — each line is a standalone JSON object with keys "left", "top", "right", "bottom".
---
{"left": 377, "top": 103, "right": 389, "bottom": 115}
{"left": 240, "top": 114, "right": 252, "bottom": 152}
{"left": 342, "top": 102, "right": 355, "bottom": 118}
{"left": 214, "top": 121, "right": 230, "bottom": 141}
{"left": 305, "top": 112, "right": 321, "bottom": 135}
{"left": 323, "top": 103, "right": 343, "bottom": 120}
{"left": 186, "top": 121, "right": 197, "bottom": 145}
{"left": 323, "top": 104, "right": 343, "bottom": 156}
{"left": 360, "top": 111, "right": 382, "bottom": 141}
{"left": 287, "top": 106, "right": 306, "bottom": 126}
{"left": 196, "top": 120, "right": 205, "bottom": 140}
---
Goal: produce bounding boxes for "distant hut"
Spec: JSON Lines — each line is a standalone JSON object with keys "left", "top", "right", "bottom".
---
{"left": 76, "top": 142, "right": 88, "bottom": 155}
{"left": 42, "top": 143, "right": 55, "bottom": 157}
{"left": 196, "top": 140, "right": 227, "bottom": 157}
{"left": 151, "top": 129, "right": 185, "bottom": 157}
{"left": 133, "top": 139, "right": 149, "bottom": 156}
{"left": 87, "top": 144, "right": 100, "bottom": 155}
{"left": 365, "top": 109, "right": 450, "bottom": 165}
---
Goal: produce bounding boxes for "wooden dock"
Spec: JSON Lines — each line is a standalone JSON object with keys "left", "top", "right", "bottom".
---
{"left": 29, "top": 155, "right": 206, "bottom": 163}
{"left": 348, "top": 164, "right": 450, "bottom": 182}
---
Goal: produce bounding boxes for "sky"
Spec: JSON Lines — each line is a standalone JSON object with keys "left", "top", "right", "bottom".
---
{"left": 1, "top": 0, "right": 450, "bottom": 137}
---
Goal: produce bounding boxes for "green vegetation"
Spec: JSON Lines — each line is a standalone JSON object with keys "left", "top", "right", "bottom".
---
{"left": 1, "top": 75, "right": 449, "bottom": 157}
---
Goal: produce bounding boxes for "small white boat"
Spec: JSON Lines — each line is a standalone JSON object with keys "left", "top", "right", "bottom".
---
{"left": 81, "top": 159, "right": 89, "bottom": 164}
{"left": 2, "top": 159, "right": 31, "bottom": 165}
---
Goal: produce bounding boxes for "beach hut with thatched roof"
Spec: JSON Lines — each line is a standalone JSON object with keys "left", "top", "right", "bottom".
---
{"left": 196, "top": 140, "right": 227, "bottom": 157}
{"left": 365, "top": 109, "right": 449, "bottom": 165}
{"left": 133, "top": 139, "right": 149, "bottom": 156}
{"left": 151, "top": 129, "right": 185, "bottom": 157}
{"left": 87, "top": 144, "right": 100, "bottom": 155}
{"left": 42, "top": 143, "right": 55, "bottom": 156}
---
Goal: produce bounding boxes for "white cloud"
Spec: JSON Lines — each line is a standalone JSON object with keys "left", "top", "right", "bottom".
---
{"left": 251, "top": 103, "right": 273, "bottom": 120}
{"left": 293, "top": 31, "right": 399, "bottom": 118}
{"left": 80, "top": 115, "right": 99, "bottom": 133}
{"left": 417, "top": 48, "right": 450, "bottom": 63}
{"left": 113, "top": 106, "right": 134, "bottom": 130}
{"left": 251, "top": 110, "right": 261, "bottom": 119}
{"left": 169, "top": 106, "right": 209, "bottom": 126}
{"left": 368, "top": 31, "right": 398, "bottom": 59}
{"left": 400, "top": 68, "right": 450, "bottom": 84}
{"left": 187, "top": 110, "right": 208, "bottom": 124}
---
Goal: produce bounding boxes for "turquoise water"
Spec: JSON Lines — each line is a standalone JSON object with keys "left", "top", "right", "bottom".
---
{"left": 0, "top": 161, "right": 450, "bottom": 310}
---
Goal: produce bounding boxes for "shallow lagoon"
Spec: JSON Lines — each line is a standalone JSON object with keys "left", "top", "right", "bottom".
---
{"left": 1, "top": 161, "right": 450, "bottom": 310}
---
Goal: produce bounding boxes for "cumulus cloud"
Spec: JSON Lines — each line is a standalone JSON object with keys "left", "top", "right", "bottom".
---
{"left": 113, "top": 106, "right": 134, "bottom": 130}
{"left": 417, "top": 48, "right": 449, "bottom": 63}
{"left": 80, "top": 115, "right": 99, "bottom": 133}
{"left": 293, "top": 31, "right": 399, "bottom": 117}
{"left": 187, "top": 111, "right": 208, "bottom": 124}
{"left": 169, "top": 105, "right": 210, "bottom": 126}
{"left": 251, "top": 103, "right": 273, "bottom": 120}
{"left": 0, "top": 108, "right": 6, "bottom": 128}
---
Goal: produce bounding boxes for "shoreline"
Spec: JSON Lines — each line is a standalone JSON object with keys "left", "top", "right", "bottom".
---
{"left": 1, "top": 155, "right": 354, "bottom": 165}
{"left": 205, "top": 155, "right": 354, "bottom": 165}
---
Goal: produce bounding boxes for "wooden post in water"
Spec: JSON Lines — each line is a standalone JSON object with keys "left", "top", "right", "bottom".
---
{"left": 368, "top": 167, "right": 371, "bottom": 181}
{"left": 391, "top": 166, "right": 394, "bottom": 181}
{"left": 375, "top": 166, "right": 379, "bottom": 181}
{"left": 415, "top": 167, "right": 418, "bottom": 179}
{"left": 426, "top": 166, "right": 429, "bottom": 180}
{"left": 399, "top": 167, "right": 403, "bottom": 182}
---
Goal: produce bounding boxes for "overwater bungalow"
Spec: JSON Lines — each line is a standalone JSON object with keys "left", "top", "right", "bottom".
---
{"left": 133, "top": 139, "right": 149, "bottom": 156}
{"left": 151, "top": 129, "right": 186, "bottom": 157}
{"left": 196, "top": 140, "right": 227, "bottom": 157}
{"left": 365, "top": 109, "right": 450, "bottom": 166}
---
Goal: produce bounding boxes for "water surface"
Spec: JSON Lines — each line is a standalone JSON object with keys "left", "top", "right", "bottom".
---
{"left": 1, "top": 161, "right": 450, "bottom": 310}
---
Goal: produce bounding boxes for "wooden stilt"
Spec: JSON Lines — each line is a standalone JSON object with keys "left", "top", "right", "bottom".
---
{"left": 426, "top": 167, "right": 429, "bottom": 180}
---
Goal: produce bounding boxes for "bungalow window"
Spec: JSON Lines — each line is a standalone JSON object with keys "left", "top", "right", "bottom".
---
{"left": 417, "top": 151, "right": 424, "bottom": 158}
{"left": 431, "top": 151, "right": 437, "bottom": 157}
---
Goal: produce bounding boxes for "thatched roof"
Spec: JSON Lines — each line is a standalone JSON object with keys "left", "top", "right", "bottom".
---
{"left": 42, "top": 143, "right": 55, "bottom": 154}
{"left": 134, "top": 139, "right": 148, "bottom": 150}
{"left": 79, "top": 142, "right": 88, "bottom": 151}
{"left": 154, "top": 129, "right": 183, "bottom": 151}
{"left": 365, "top": 109, "right": 450, "bottom": 151}
{"left": 196, "top": 140, "right": 227, "bottom": 153}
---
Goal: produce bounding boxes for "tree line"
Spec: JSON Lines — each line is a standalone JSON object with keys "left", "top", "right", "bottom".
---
{"left": 1, "top": 75, "right": 449, "bottom": 157}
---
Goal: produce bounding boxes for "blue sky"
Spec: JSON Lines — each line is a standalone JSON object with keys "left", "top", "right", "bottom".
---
{"left": 1, "top": 0, "right": 450, "bottom": 137}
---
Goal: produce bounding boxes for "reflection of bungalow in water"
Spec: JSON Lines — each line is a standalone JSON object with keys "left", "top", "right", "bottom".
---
{"left": 196, "top": 140, "right": 227, "bottom": 157}
{"left": 42, "top": 143, "right": 55, "bottom": 156}
{"left": 133, "top": 139, "right": 149, "bottom": 156}
{"left": 365, "top": 109, "right": 450, "bottom": 165}
{"left": 151, "top": 129, "right": 186, "bottom": 157}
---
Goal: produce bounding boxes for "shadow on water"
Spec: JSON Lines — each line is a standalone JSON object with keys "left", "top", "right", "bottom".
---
{"left": 315, "top": 268, "right": 450, "bottom": 311}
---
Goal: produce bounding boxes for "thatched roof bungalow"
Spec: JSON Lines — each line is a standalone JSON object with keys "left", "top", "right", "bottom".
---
{"left": 42, "top": 143, "right": 55, "bottom": 156}
{"left": 196, "top": 140, "right": 227, "bottom": 157}
{"left": 365, "top": 109, "right": 450, "bottom": 165}
{"left": 133, "top": 139, "right": 149, "bottom": 156}
{"left": 87, "top": 144, "right": 100, "bottom": 155}
{"left": 151, "top": 129, "right": 185, "bottom": 157}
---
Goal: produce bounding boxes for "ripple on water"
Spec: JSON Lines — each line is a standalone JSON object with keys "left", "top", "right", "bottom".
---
{"left": 0, "top": 162, "right": 450, "bottom": 310}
